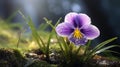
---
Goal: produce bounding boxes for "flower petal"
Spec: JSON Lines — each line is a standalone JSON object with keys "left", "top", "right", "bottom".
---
{"left": 81, "top": 25, "right": 100, "bottom": 39}
{"left": 64, "top": 12, "right": 79, "bottom": 27}
{"left": 65, "top": 12, "right": 91, "bottom": 28}
{"left": 68, "top": 33, "right": 88, "bottom": 45}
{"left": 56, "top": 22, "right": 74, "bottom": 37}
{"left": 78, "top": 13, "right": 91, "bottom": 27}
{"left": 64, "top": 12, "right": 78, "bottom": 23}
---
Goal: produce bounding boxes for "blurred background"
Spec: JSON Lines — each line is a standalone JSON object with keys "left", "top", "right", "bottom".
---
{"left": 0, "top": 0, "right": 120, "bottom": 53}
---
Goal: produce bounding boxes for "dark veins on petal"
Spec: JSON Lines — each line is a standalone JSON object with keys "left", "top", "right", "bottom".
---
{"left": 68, "top": 28, "right": 74, "bottom": 34}
{"left": 69, "top": 34, "right": 88, "bottom": 45}
{"left": 80, "top": 29, "right": 90, "bottom": 35}
{"left": 73, "top": 15, "right": 83, "bottom": 28}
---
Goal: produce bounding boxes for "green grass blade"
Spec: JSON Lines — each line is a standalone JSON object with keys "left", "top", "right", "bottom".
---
{"left": 75, "top": 45, "right": 82, "bottom": 55}
{"left": 28, "top": 18, "right": 43, "bottom": 48}
{"left": 44, "top": 17, "right": 62, "bottom": 30}
{"left": 88, "top": 37, "right": 117, "bottom": 57}
{"left": 104, "top": 50, "right": 120, "bottom": 55}
{"left": 16, "top": 31, "right": 22, "bottom": 48}
{"left": 55, "top": 35, "right": 64, "bottom": 53}
{"left": 84, "top": 37, "right": 117, "bottom": 61}
{"left": 45, "top": 30, "right": 54, "bottom": 61}
{"left": 55, "top": 17, "right": 62, "bottom": 27}
{"left": 44, "top": 18, "right": 65, "bottom": 54}
{"left": 44, "top": 18, "right": 65, "bottom": 56}
{"left": 39, "top": 23, "right": 49, "bottom": 31}
{"left": 44, "top": 18, "right": 54, "bottom": 29}
{"left": 84, "top": 40, "right": 91, "bottom": 55}
{"left": 95, "top": 45, "right": 120, "bottom": 54}
{"left": 54, "top": 33, "right": 67, "bottom": 61}
{"left": 18, "top": 11, "right": 28, "bottom": 21}
{"left": 86, "top": 45, "right": 119, "bottom": 61}
{"left": 94, "top": 37, "right": 117, "bottom": 52}
{"left": 61, "top": 37, "right": 70, "bottom": 54}
{"left": 44, "top": 17, "right": 70, "bottom": 60}
{"left": 19, "top": 11, "right": 44, "bottom": 48}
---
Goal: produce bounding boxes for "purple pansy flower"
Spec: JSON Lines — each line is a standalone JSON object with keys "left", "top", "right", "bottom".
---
{"left": 56, "top": 12, "right": 100, "bottom": 45}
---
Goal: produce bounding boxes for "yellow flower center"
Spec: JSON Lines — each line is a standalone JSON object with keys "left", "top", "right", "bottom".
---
{"left": 73, "top": 28, "right": 83, "bottom": 39}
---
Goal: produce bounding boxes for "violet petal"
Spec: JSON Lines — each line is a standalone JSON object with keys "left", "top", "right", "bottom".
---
{"left": 64, "top": 12, "right": 78, "bottom": 26}
{"left": 65, "top": 12, "right": 91, "bottom": 28}
{"left": 68, "top": 33, "right": 88, "bottom": 45}
{"left": 81, "top": 25, "right": 100, "bottom": 39}
{"left": 78, "top": 13, "right": 91, "bottom": 28}
{"left": 56, "top": 22, "right": 74, "bottom": 37}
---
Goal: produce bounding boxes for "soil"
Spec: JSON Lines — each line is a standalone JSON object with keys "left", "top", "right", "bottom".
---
{"left": 25, "top": 49, "right": 120, "bottom": 67}
{"left": 0, "top": 48, "right": 120, "bottom": 67}
{"left": 0, "top": 48, "right": 26, "bottom": 67}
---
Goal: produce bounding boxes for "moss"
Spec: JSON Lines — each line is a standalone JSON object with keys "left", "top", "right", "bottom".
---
{"left": 13, "top": 49, "right": 27, "bottom": 66}
{"left": 0, "top": 35, "right": 9, "bottom": 43}
{"left": 0, "top": 48, "right": 26, "bottom": 67}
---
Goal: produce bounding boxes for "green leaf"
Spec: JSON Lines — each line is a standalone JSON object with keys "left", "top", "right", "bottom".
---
{"left": 60, "top": 37, "right": 69, "bottom": 55}
{"left": 45, "top": 30, "right": 54, "bottom": 61}
{"left": 19, "top": 11, "right": 46, "bottom": 50}
{"left": 84, "top": 37, "right": 117, "bottom": 61}
{"left": 55, "top": 17, "right": 62, "bottom": 27}
{"left": 18, "top": 11, "right": 28, "bottom": 21}
{"left": 44, "top": 17, "right": 62, "bottom": 30}
{"left": 44, "top": 18, "right": 65, "bottom": 54}
{"left": 44, "top": 18, "right": 54, "bottom": 29}
{"left": 89, "top": 37, "right": 117, "bottom": 57}
{"left": 104, "top": 50, "right": 120, "bottom": 55}
{"left": 28, "top": 17, "right": 45, "bottom": 48}
{"left": 87, "top": 45, "right": 120, "bottom": 61}
{"left": 44, "top": 18, "right": 66, "bottom": 58}
{"left": 75, "top": 45, "right": 82, "bottom": 56}
{"left": 55, "top": 35, "right": 64, "bottom": 54}
{"left": 39, "top": 23, "right": 49, "bottom": 31}
{"left": 84, "top": 40, "right": 91, "bottom": 55}
{"left": 16, "top": 31, "right": 22, "bottom": 48}
{"left": 93, "top": 37, "right": 117, "bottom": 52}
{"left": 95, "top": 45, "right": 119, "bottom": 54}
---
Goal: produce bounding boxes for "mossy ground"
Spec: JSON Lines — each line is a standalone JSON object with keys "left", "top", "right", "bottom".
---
{"left": 0, "top": 48, "right": 26, "bottom": 67}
